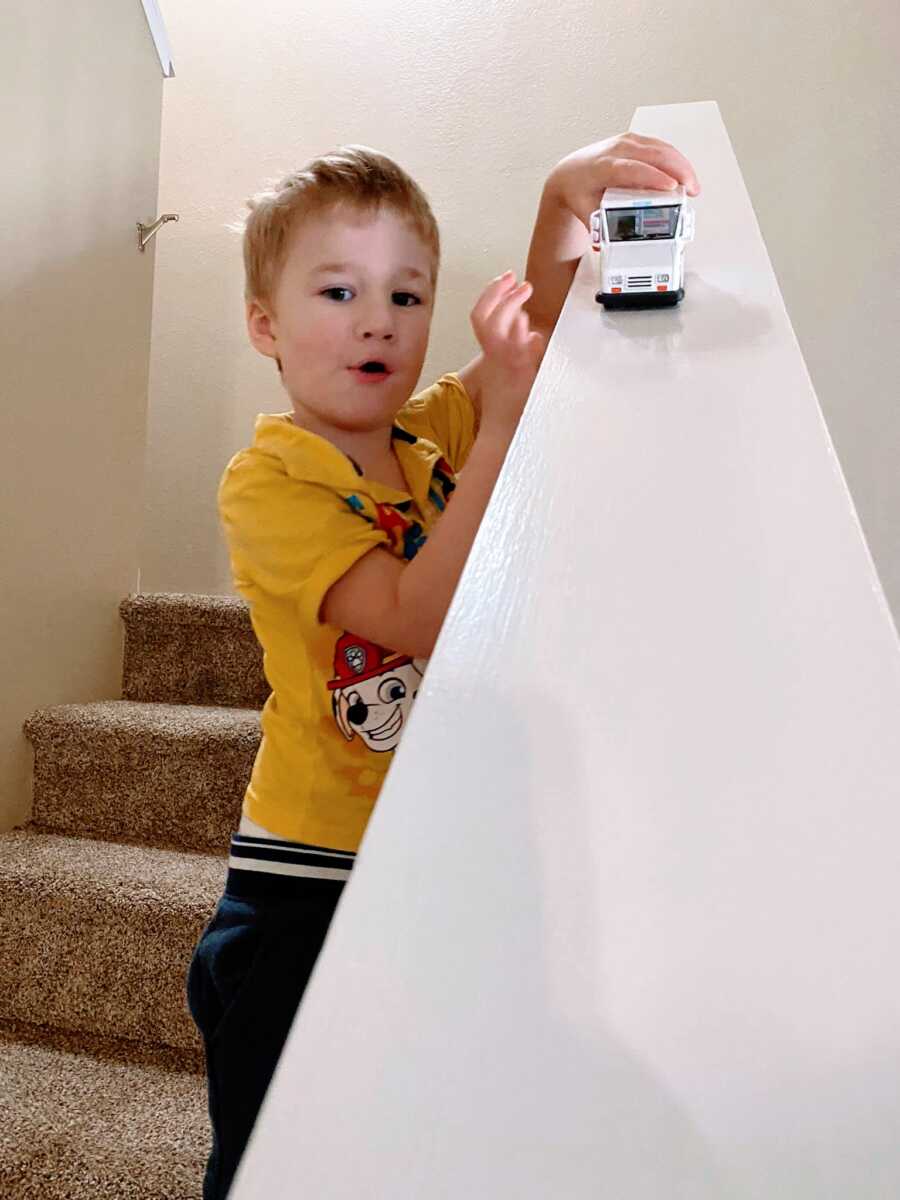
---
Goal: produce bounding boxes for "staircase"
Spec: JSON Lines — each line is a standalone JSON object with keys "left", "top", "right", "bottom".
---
{"left": 0, "top": 593, "right": 267, "bottom": 1199}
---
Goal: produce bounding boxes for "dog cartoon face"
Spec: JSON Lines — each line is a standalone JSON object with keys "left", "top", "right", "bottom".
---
{"left": 332, "top": 659, "right": 424, "bottom": 752}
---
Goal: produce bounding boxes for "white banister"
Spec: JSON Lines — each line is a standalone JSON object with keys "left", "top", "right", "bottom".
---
{"left": 139, "top": 0, "right": 174, "bottom": 77}
{"left": 232, "top": 101, "right": 900, "bottom": 1198}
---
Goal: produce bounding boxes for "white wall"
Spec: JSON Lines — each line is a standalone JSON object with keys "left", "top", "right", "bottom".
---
{"left": 0, "top": 2, "right": 163, "bottom": 829}
{"left": 142, "top": 0, "right": 900, "bottom": 622}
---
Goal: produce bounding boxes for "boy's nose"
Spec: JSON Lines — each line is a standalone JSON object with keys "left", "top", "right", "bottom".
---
{"left": 357, "top": 301, "right": 396, "bottom": 341}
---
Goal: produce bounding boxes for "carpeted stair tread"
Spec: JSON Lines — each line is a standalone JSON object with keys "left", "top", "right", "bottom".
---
{"left": 0, "top": 829, "right": 224, "bottom": 1049}
{"left": 25, "top": 700, "right": 259, "bottom": 852}
{"left": 0, "top": 1017, "right": 208, "bottom": 1199}
{"left": 121, "top": 591, "right": 252, "bottom": 630}
{"left": 25, "top": 697, "right": 261, "bottom": 742}
{"left": 121, "top": 591, "right": 269, "bottom": 708}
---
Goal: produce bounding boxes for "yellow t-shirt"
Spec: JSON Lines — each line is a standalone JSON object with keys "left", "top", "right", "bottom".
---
{"left": 219, "top": 372, "right": 476, "bottom": 851}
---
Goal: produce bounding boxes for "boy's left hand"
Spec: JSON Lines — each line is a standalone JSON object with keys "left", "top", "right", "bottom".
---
{"left": 546, "top": 133, "right": 701, "bottom": 228}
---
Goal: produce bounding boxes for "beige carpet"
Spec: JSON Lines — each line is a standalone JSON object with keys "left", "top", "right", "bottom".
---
{"left": 0, "top": 593, "right": 267, "bottom": 1198}
{"left": 0, "top": 1019, "right": 206, "bottom": 1200}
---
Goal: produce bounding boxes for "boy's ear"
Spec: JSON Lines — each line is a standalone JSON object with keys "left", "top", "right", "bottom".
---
{"left": 246, "top": 299, "right": 279, "bottom": 362}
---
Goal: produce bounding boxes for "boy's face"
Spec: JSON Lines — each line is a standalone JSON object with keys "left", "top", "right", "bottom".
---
{"left": 249, "top": 203, "right": 436, "bottom": 435}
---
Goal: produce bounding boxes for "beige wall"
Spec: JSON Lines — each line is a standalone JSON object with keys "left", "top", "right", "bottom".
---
{"left": 143, "top": 0, "right": 900, "bottom": 625}
{"left": 0, "top": 3, "right": 163, "bottom": 828}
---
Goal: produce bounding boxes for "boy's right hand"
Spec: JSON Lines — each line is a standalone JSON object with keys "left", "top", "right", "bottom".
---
{"left": 323, "top": 271, "right": 544, "bottom": 660}
{"left": 470, "top": 272, "right": 546, "bottom": 435}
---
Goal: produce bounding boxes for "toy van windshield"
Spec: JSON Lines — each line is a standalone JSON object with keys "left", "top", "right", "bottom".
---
{"left": 591, "top": 185, "right": 695, "bottom": 309}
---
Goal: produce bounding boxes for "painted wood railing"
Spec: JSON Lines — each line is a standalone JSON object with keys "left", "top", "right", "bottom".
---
{"left": 139, "top": 0, "right": 174, "bottom": 77}
{"left": 231, "top": 102, "right": 900, "bottom": 1199}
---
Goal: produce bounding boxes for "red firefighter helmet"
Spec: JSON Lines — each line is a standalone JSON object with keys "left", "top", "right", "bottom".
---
{"left": 327, "top": 633, "right": 413, "bottom": 691}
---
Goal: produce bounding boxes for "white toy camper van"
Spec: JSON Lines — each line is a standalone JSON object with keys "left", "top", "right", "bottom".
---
{"left": 591, "top": 185, "right": 695, "bottom": 308}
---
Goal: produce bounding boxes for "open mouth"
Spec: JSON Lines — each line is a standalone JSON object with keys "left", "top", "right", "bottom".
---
{"left": 351, "top": 360, "right": 392, "bottom": 376}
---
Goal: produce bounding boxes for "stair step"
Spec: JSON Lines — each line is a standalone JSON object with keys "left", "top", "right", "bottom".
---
{"left": 0, "top": 1018, "right": 208, "bottom": 1199}
{"left": 26, "top": 700, "right": 259, "bottom": 852}
{"left": 0, "top": 829, "right": 224, "bottom": 1050}
{"left": 120, "top": 592, "right": 269, "bottom": 709}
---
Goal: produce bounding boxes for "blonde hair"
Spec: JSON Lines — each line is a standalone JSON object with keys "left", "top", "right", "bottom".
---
{"left": 242, "top": 145, "right": 440, "bottom": 307}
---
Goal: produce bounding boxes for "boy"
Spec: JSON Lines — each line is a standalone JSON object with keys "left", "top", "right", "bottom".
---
{"left": 188, "top": 133, "right": 699, "bottom": 1200}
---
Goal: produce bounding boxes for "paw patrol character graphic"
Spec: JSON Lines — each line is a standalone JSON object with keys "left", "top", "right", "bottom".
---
{"left": 328, "top": 633, "right": 425, "bottom": 752}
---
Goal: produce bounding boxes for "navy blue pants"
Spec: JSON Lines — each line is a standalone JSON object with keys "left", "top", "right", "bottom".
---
{"left": 187, "top": 835, "right": 352, "bottom": 1200}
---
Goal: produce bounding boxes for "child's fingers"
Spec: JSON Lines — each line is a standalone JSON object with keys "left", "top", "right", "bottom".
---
{"left": 514, "top": 312, "right": 529, "bottom": 346}
{"left": 617, "top": 137, "right": 700, "bottom": 195}
{"left": 471, "top": 276, "right": 528, "bottom": 349}
{"left": 628, "top": 133, "right": 700, "bottom": 182}
{"left": 471, "top": 271, "right": 519, "bottom": 327}
{"left": 486, "top": 280, "right": 532, "bottom": 343}
{"left": 527, "top": 329, "right": 546, "bottom": 357}
{"left": 608, "top": 158, "right": 684, "bottom": 194}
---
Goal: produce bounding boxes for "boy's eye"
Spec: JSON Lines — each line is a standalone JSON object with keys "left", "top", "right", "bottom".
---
{"left": 320, "top": 288, "right": 421, "bottom": 306}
